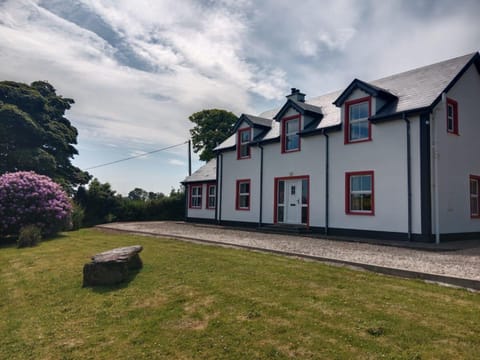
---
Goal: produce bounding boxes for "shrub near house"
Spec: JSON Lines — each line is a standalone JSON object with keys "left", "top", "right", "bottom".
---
{"left": 0, "top": 171, "right": 72, "bottom": 241}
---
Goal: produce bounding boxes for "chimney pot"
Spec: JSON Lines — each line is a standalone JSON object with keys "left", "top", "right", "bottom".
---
{"left": 286, "top": 88, "right": 305, "bottom": 102}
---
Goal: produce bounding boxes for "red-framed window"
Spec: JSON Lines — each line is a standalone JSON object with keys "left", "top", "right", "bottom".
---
{"left": 207, "top": 184, "right": 216, "bottom": 210}
{"left": 345, "top": 171, "right": 374, "bottom": 215}
{"left": 446, "top": 98, "right": 459, "bottom": 135}
{"left": 344, "top": 97, "right": 372, "bottom": 144}
{"left": 237, "top": 128, "right": 251, "bottom": 159}
{"left": 470, "top": 175, "right": 480, "bottom": 218}
{"left": 236, "top": 179, "right": 251, "bottom": 210}
{"left": 189, "top": 184, "right": 202, "bottom": 209}
{"left": 281, "top": 115, "right": 301, "bottom": 153}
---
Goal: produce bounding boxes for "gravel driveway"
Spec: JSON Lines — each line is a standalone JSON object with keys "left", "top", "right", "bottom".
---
{"left": 98, "top": 221, "right": 480, "bottom": 288}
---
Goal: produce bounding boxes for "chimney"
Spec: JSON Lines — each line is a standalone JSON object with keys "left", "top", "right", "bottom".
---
{"left": 286, "top": 88, "right": 305, "bottom": 102}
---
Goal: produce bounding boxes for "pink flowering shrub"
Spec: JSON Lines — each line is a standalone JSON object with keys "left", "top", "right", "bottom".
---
{"left": 0, "top": 171, "right": 72, "bottom": 237}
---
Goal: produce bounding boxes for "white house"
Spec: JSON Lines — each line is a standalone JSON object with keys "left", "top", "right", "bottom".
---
{"left": 183, "top": 52, "right": 480, "bottom": 242}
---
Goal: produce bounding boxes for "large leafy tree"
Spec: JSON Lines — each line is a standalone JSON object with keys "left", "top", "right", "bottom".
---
{"left": 0, "top": 80, "right": 90, "bottom": 191}
{"left": 189, "top": 109, "right": 237, "bottom": 161}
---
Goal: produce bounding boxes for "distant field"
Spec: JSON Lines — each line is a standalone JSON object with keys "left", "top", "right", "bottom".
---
{"left": 1, "top": 228, "right": 479, "bottom": 359}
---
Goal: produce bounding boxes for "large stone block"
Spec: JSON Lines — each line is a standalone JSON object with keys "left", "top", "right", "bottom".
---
{"left": 82, "top": 245, "right": 143, "bottom": 287}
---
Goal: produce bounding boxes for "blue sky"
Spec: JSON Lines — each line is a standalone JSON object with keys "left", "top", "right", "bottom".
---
{"left": 1, "top": 0, "right": 479, "bottom": 194}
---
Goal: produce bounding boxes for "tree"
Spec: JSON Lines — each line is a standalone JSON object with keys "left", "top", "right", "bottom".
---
{"left": 189, "top": 109, "right": 237, "bottom": 161}
{"left": 75, "top": 179, "right": 121, "bottom": 226}
{"left": 0, "top": 171, "right": 72, "bottom": 238}
{"left": 0, "top": 80, "right": 90, "bottom": 191}
{"left": 128, "top": 187, "right": 149, "bottom": 201}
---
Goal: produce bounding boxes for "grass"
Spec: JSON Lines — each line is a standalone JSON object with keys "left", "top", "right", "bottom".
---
{"left": 1, "top": 228, "right": 479, "bottom": 359}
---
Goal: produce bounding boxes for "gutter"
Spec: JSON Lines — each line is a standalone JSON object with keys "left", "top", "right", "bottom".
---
{"left": 403, "top": 113, "right": 412, "bottom": 241}
{"left": 370, "top": 106, "right": 431, "bottom": 123}
{"left": 322, "top": 131, "right": 329, "bottom": 235}
{"left": 218, "top": 153, "right": 223, "bottom": 224}
{"left": 258, "top": 143, "right": 264, "bottom": 228}
{"left": 431, "top": 94, "right": 446, "bottom": 244}
{"left": 215, "top": 153, "right": 220, "bottom": 222}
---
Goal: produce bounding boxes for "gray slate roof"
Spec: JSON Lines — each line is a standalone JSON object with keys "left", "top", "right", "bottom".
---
{"left": 243, "top": 114, "right": 273, "bottom": 128}
{"left": 214, "top": 52, "right": 478, "bottom": 152}
{"left": 182, "top": 158, "right": 216, "bottom": 183}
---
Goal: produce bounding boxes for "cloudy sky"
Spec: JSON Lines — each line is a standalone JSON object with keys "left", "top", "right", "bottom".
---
{"left": 1, "top": 0, "right": 479, "bottom": 195}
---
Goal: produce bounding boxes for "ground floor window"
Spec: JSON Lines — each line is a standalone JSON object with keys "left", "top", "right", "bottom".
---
{"left": 190, "top": 185, "right": 202, "bottom": 208}
{"left": 470, "top": 175, "right": 480, "bottom": 218}
{"left": 275, "top": 176, "right": 309, "bottom": 225}
{"left": 346, "top": 171, "right": 374, "bottom": 215}
{"left": 207, "top": 184, "right": 216, "bottom": 209}
{"left": 236, "top": 179, "right": 250, "bottom": 210}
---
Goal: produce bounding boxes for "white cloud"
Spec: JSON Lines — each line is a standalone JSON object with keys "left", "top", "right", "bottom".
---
{"left": 168, "top": 159, "right": 186, "bottom": 166}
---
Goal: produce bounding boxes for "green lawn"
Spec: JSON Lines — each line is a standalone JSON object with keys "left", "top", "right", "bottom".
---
{"left": 1, "top": 229, "right": 479, "bottom": 359}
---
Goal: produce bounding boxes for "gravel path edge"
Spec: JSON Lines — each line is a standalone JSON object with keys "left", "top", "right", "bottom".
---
{"left": 96, "top": 224, "right": 480, "bottom": 291}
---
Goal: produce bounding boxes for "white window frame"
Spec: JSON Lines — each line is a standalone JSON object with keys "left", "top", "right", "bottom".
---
{"left": 207, "top": 184, "right": 216, "bottom": 209}
{"left": 348, "top": 101, "right": 370, "bottom": 142}
{"left": 190, "top": 185, "right": 202, "bottom": 209}
{"left": 470, "top": 176, "right": 480, "bottom": 218}
{"left": 238, "top": 128, "right": 251, "bottom": 159}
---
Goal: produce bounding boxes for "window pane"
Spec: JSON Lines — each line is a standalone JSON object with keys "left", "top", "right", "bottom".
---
{"left": 470, "top": 179, "right": 478, "bottom": 195}
{"left": 240, "top": 182, "right": 249, "bottom": 194}
{"left": 448, "top": 104, "right": 453, "bottom": 117}
{"left": 277, "top": 206, "right": 284, "bottom": 222}
{"left": 471, "top": 198, "right": 478, "bottom": 215}
{"left": 301, "top": 206, "right": 308, "bottom": 224}
{"left": 302, "top": 179, "right": 308, "bottom": 204}
{"left": 239, "top": 195, "right": 249, "bottom": 208}
{"left": 351, "top": 194, "right": 362, "bottom": 211}
{"left": 350, "top": 102, "right": 368, "bottom": 120}
{"left": 351, "top": 176, "right": 361, "bottom": 191}
{"left": 241, "top": 130, "right": 250, "bottom": 142}
{"left": 278, "top": 181, "right": 284, "bottom": 204}
{"left": 362, "top": 175, "right": 372, "bottom": 191}
{"left": 209, "top": 186, "right": 216, "bottom": 196}
{"left": 362, "top": 194, "right": 372, "bottom": 211}
{"left": 350, "top": 120, "right": 369, "bottom": 141}
{"left": 240, "top": 144, "right": 249, "bottom": 157}
{"left": 286, "top": 119, "right": 298, "bottom": 133}
{"left": 286, "top": 134, "right": 299, "bottom": 150}
{"left": 447, "top": 118, "right": 454, "bottom": 131}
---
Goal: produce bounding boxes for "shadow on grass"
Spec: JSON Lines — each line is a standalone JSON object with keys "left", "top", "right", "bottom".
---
{"left": 83, "top": 268, "right": 142, "bottom": 294}
{"left": 0, "top": 232, "right": 70, "bottom": 249}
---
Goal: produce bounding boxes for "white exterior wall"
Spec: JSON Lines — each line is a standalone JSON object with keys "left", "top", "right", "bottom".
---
{"left": 328, "top": 116, "right": 421, "bottom": 233}
{"left": 186, "top": 183, "right": 216, "bottom": 220}
{"left": 433, "top": 65, "right": 480, "bottom": 234}
{"left": 262, "top": 130, "right": 326, "bottom": 226}
{"left": 219, "top": 98, "right": 425, "bottom": 235}
{"left": 219, "top": 146, "right": 261, "bottom": 223}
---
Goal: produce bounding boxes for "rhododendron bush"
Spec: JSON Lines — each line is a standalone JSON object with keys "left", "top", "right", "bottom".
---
{"left": 0, "top": 171, "right": 72, "bottom": 237}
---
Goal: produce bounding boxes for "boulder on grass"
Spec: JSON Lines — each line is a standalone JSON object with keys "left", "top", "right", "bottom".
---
{"left": 83, "top": 245, "right": 143, "bottom": 287}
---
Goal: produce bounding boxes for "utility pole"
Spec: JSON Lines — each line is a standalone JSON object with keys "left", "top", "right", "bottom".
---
{"left": 188, "top": 139, "right": 192, "bottom": 176}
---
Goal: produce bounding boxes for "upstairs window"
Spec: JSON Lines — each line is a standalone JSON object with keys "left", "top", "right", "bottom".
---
{"left": 189, "top": 185, "right": 202, "bottom": 209}
{"left": 236, "top": 179, "right": 251, "bottom": 210}
{"left": 446, "top": 98, "right": 459, "bottom": 135}
{"left": 282, "top": 115, "right": 301, "bottom": 153}
{"left": 207, "top": 184, "right": 216, "bottom": 209}
{"left": 470, "top": 175, "right": 480, "bottom": 218}
{"left": 345, "top": 97, "right": 371, "bottom": 144}
{"left": 346, "top": 171, "right": 374, "bottom": 215}
{"left": 237, "top": 128, "right": 251, "bottom": 159}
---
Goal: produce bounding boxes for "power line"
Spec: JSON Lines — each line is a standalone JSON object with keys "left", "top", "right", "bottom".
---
{"left": 85, "top": 141, "right": 188, "bottom": 170}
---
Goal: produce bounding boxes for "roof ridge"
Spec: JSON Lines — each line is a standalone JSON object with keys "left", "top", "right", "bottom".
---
{"left": 370, "top": 52, "right": 476, "bottom": 84}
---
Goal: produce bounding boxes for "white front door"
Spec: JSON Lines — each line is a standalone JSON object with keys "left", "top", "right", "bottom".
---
{"left": 285, "top": 180, "right": 302, "bottom": 224}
